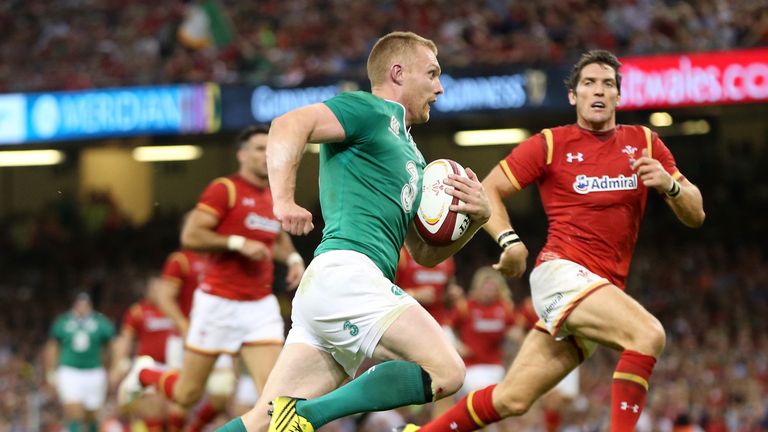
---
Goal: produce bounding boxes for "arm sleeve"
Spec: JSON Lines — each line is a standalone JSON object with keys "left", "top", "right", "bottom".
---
{"left": 49, "top": 318, "right": 63, "bottom": 341}
{"left": 161, "top": 252, "right": 186, "bottom": 286}
{"left": 323, "top": 92, "right": 372, "bottom": 144}
{"left": 652, "top": 132, "right": 685, "bottom": 181}
{"left": 197, "top": 179, "right": 232, "bottom": 218}
{"left": 122, "top": 305, "right": 141, "bottom": 334}
{"left": 103, "top": 316, "right": 117, "bottom": 341}
{"left": 499, "top": 134, "right": 548, "bottom": 190}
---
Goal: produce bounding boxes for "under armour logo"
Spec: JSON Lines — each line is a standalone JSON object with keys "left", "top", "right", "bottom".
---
{"left": 566, "top": 152, "right": 584, "bottom": 163}
{"left": 620, "top": 401, "right": 640, "bottom": 413}
{"left": 622, "top": 145, "right": 637, "bottom": 156}
{"left": 450, "top": 422, "right": 459, "bottom": 431}
{"left": 242, "top": 198, "right": 256, "bottom": 207}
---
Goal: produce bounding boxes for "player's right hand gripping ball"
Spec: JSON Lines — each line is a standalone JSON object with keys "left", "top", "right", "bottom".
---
{"left": 415, "top": 159, "right": 471, "bottom": 246}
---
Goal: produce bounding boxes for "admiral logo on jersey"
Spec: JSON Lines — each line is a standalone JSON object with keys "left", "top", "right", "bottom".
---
{"left": 573, "top": 174, "right": 638, "bottom": 195}
{"left": 245, "top": 212, "right": 281, "bottom": 233}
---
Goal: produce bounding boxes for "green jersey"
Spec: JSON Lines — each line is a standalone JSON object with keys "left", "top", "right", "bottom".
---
{"left": 50, "top": 311, "right": 115, "bottom": 369}
{"left": 317, "top": 91, "right": 426, "bottom": 280}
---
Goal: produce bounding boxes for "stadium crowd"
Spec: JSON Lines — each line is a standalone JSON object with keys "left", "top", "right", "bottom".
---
{"left": 1, "top": 0, "right": 767, "bottom": 92}
{"left": 0, "top": 135, "right": 765, "bottom": 431}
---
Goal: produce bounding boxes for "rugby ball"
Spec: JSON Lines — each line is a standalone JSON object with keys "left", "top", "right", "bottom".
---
{"left": 415, "top": 159, "right": 471, "bottom": 246}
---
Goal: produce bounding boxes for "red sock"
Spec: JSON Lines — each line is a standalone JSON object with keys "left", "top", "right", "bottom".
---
{"left": 142, "top": 417, "right": 164, "bottom": 432}
{"left": 188, "top": 400, "right": 220, "bottom": 432}
{"left": 422, "top": 385, "right": 501, "bottom": 432}
{"left": 543, "top": 407, "right": 561, "bottom": 432}
{"left": 166, "top": 410, "right": 186, "bottom": 432}
{"left": 139, "top": 369, "right": 180, "bottom": 400}
{"left": 610, "top": 350, "right": 656, "bottom": 432}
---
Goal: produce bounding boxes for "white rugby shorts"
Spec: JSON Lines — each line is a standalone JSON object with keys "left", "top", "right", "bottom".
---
{"left": 186, "top": 290, "right": 285, "bottom": 355}
{"left": 285, "top": 250, "right": 419, "bottom": 377}
{"left": 56, "top": 366, "right": 107, "bottom": 410}
{"left": 530, "top": 259, "right": 610, "bottom": 358}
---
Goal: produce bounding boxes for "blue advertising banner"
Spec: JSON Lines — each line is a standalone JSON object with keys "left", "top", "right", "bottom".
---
{"left": 0, "top": 84, "right": 220, "bottom": 144}
{"left": 221, "top": 68, "right": 568, "bottom": 129}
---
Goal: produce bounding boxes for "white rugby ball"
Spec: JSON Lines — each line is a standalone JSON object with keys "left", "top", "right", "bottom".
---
{"left": 415, "top": 159, "right": 471, "bottom": 246}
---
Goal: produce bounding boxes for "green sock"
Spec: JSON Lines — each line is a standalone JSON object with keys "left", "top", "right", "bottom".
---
{"left": 86, "top": 421, "right": 97, "bottom": 432}
{"left": 67, "top": 421, "right": 81, "bottom": 432}
{"left": 297, "top": 360, "right": 431, "bottom": 428}
{"left": 216, "top": 417, "right": 248, "bottom": 432}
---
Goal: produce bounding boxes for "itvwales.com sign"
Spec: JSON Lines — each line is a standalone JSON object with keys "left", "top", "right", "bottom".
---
{"left": 619, "top": 48, "right": 768, "bottom": 110}
{"left": 0, "top": 84, "right": 220, "bottom": 145}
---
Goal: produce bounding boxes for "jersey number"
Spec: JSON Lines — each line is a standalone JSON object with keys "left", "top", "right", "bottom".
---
{"left": 73, "top": 331, "right": 91, "bottom": 352}
{"left": 400, "top": 161, "right": 418, "bottom": 213}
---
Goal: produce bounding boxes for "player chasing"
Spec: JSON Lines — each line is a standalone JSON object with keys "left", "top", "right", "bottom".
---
{"left": 400, "top": 49, "right": 705, "bottom": 432}
{"left": 216, "top": 31, "right": 491, "bottom": 432}
{"left": 110, "top": 274, "right": 184, "bottom": 431}
{"left": 118, "top": 125, "right": 306, "bottom": 421}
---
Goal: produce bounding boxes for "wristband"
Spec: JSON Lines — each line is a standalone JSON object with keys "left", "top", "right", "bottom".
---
{"left": 665, "top": 180, "right": 681, "bottom": 198}
{"left": 496, "top": 229, "right": 521, "bottom": 250}
{"left": 286, "top": 252, "right": 304, "bottom": 267}
{"left": 227, "top": 235, "right": 246, "bottom": 251}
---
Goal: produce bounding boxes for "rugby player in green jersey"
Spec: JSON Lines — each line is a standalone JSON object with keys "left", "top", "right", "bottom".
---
{"left": 44, "top": 293, "right": 116, "bottom": 432}
{"left": 218, "top": 31, "right": 491, "bottom": 432}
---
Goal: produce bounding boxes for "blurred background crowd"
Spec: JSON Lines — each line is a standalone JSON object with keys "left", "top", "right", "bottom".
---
{"left": 1, "top": 0, "right": 767, "bottom": 92}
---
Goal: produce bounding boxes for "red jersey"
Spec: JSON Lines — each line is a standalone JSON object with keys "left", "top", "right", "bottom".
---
{"left": 161, "top": 249, "right": 206, "bottom": 318}
{"left": 395, "top": 248, "right": 455, "bottom": 324}
{"left": 499, "top": 124, "right": 681, "bottom": 287}
{"left": 196, "top": 174, "right": 281, "bottom": 301}
{"left": 122, "top": 301, "right": 175, "bottom": 363}
{"left": 451, "top": 299, "right": 516, "bottom": 366}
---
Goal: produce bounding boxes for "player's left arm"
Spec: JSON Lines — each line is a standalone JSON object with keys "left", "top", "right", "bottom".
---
{"left": 42, "top": 338, "right": 59, "bottom": 388}
{"left": 272, "top": 231, "right": 305, "bottom": 290}
{"left": 405, "top": 167, "right": 491, "bottom": 267}
{"left": 182, "top": 207, "right": 270, "bottom": 261}
{"left": 632, "top": 148, "right": 706, "bottom": 228}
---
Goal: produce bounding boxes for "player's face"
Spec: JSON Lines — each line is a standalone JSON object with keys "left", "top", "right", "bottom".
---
{"left": 239, "top": 133, "right": 268, "bottom": 179}
{"left": 568, "top": 62, "right": 620, "bottom": 132}
{"left": 73, "top": 299, "right": 92, "bottom": 318}
{"left": 402, "top": 45, "right": 443, "bottom": 125}
{"left": 475, "top": 278, "right": 500, "bottom": 303}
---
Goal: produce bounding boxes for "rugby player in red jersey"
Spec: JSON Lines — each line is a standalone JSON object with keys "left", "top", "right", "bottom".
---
{"left": 118, "top": 125, "right": 305, "bottom": 417}
{"left": 111, "top": 275, "right": 177, "bottom": 431}
{"left": 405, "top": 49, "right": 705, "bottom": 432}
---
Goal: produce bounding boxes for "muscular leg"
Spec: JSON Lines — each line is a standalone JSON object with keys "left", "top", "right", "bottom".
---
{"left": 374, "top": 305, "right": 466, "bottom": 399}
{"left": 240, "top": 343, "right": 283, "bottom": 393}
{"left": 493, "top": 331, "right": 581, "bottom": 416}
{"left": 283, "top": 305, "right": 465, "bottom": 431}
{"left": 565, "top": 285, "right": 665, "bottom": 356}
{"left": 171, "top": 349, "right": 219, "bottom": 407}
{"left": 241, "top": 343, "right": 348, "bottom": 432}
{"left": 565, "top": 285, "right": 665, "bottom": 432}
{"left": 62, "top": 403, "right": 85, "bottom": 432}
{"left": 420, "top": 330, "right": 581, "bottom": 432}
